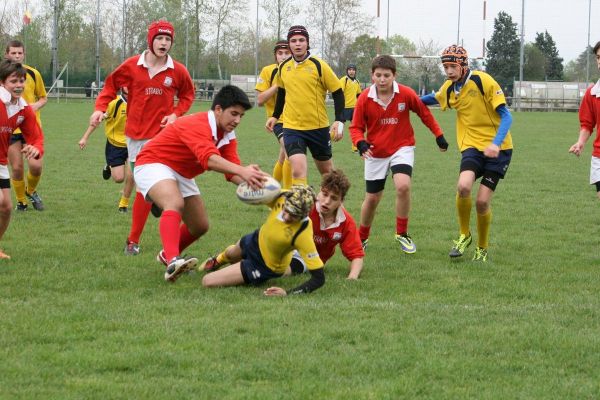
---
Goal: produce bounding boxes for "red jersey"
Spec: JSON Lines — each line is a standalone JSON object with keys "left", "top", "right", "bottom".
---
{"left": 94, "top": 52, "right": 195, "bottom": 140}
{"left": 350, "top": 81, "right": 443, "bottom": 158}
{"left": 0, "top": 88, "right": 44, "bottom": 165}
{"left": 579, "top": 84, "right": 600, "bottom": 158}
{"left": 309, "top": 203, "right": 364, "bottom": 264}
{"left": 135, "top": 111, "right": 240, "bottom": 180}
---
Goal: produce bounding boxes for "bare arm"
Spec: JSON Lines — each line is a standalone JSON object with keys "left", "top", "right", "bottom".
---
{"left": 346, "top": 258, "right": 363, "bottom": 280}
{"left": 257, "top": 85, "right": 278, "bottom": 106}
{"left": 29, "top": 96, "right": 47, "bottom": 112}
{"left": 78, "top": 124, "right": 99, "bottom": 149}
{"left": 207, "top": 154, "right": 266, "bottom": 189}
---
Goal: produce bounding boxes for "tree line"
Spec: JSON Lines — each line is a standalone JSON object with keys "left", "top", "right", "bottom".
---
{"left": 1, "top": 2, "right": 597, "bottom": 92}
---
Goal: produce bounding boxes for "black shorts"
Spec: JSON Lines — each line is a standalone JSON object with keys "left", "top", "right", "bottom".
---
{"left": 460, "top": 148, "right": 512, "bottom": 179}
{"left": 341, "top": 108, "right": 354, "bottom": 123}
{"left": 239, "top": 230, "right": 282, "bottom": 285}
{"left": 105, "top": 141, "right": 129, "bottom": 167}
{"left": 283, "top": 127, "right": 332, "bottom": 161}
{"left": 0, "top": 179, "right": 10, "bottom": 189}
{"left": 273, "top": 123, "right": 284, "bottom": 141}
{"left": 10, "top": 134, "right": 25, "bottom": 145}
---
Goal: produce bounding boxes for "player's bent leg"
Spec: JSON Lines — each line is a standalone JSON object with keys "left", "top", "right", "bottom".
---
{"left": 8, "top": 142, "right": 26, "bottom": 209}
{"left": 288, "top": 154, "right": 308, "bottom": 185}
{"left": 110, "top": 164, "right": 126, "bottom": 183}
{"left": 25, "top": 157, "right": 44, "bottom": 211}
{"left": 0, "top": 187, "right": 12, "bottom": 244}
{"left": 181, "top": 195, "right": 209, "bottom": 238}
{"left": 202, "top": 262, "right": 246, "bottom": 287}
{"left": 314, "top": 158, "right": 333, "bottom": 176}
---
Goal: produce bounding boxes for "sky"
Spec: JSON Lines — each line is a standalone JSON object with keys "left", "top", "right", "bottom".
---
{"left": 362, "top": 0, "right": 599, "bottom": 63}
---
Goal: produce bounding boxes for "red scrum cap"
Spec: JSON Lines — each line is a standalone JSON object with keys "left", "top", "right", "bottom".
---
{"left": 147, "top": 20, "right": 175, "bottom": 53}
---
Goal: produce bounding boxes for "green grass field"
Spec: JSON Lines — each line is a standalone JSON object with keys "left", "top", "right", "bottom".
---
{"left": 1, "top": 99, "right": 599, "bottom": 399}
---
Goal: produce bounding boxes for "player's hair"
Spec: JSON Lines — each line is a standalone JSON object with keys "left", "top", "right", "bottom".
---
{"left": 5, "top": 40, "right": 24, "bottom": 53}
{"left": 0, "top": 59, "right": 26, "bottom": 82}
{"left": 371, "top": 55, "right": 396, "bottom": 74}
{"left": 211, "top": 85, "right": 252, "bottom": 111}
{"left": 320, "top": 169, "right": 351, "bottom": 201}
{"left": 594, "top": 41, "right": 600, "bottom": 55}
{"left": 283, "top": 185, "right": 316, "bottom": 219}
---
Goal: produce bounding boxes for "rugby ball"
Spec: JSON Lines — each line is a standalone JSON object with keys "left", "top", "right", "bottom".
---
{"left": 236, "top": 176, "right": 281, "bottom": 205}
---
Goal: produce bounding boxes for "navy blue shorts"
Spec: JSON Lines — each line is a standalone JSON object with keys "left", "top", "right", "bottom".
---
{"left": 105, "top": 140, "right": 128, "bottom": 167}
{"left": 239, "top": 230, "right": 282, "bottom": 285}
{"left": 272, "top": 123, "right": 284, "bottom": 141}
{"left": 341, "top": 108, "right": 354, "bottom": 123}
{"left": 283, "top": 127, "right": 332, "bottom": 161}
{"left": 460, "top": 148, "right": 512, "bottom": 179}
{"left": 10, "top": 134, "right": 25, "bottom": 145}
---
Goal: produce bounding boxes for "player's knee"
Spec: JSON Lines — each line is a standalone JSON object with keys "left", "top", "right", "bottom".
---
{"left": 395, "top": 183, "right": 410, "bottom": 197}
{"left": 475, "top": 199, "right": 490, "bottom": 214}
{"left": 456, "top": 184, "right": 471, "bottom": 197}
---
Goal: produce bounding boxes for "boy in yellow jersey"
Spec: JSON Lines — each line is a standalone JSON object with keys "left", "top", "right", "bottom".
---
{"left": 4, "top": 40, "right": 47, "bottom": 211}
{"left": 78, "top": 89, "right": 134, "bottom": 212}
{"left": 265, "top": 25, "right": 345, "bottom": 187}
{"left": 421, "top": 45, "right": 513, "bottom": 262}
{"left": 198, "top": 185, "right": 325, "bottom": 296}
{"left": 339, "top": 63, "right": 362, "bottom": 152}
{"left": 255, "top": 39, "right": 292, "bottom": 189}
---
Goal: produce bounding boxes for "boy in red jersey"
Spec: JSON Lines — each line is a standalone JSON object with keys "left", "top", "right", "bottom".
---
{"left": 0, "top": 60, "right": 44, "bottom": 258}
{"left": 133, "top": 85, "right": 267, "bottom": 282}
{"left": 287, "top": 169, "right": 364, "bottom": 279}
{"left": 89, "top": 19, "right": 195, "bottom": 256}
{"left": 350, "top": 55, "right": 447, "bottom": 254}
{"left": 570, "top": 41, "right": 600, "bottom": 199}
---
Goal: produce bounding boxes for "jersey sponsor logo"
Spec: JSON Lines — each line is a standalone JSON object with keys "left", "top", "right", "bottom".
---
{"left": 332, "top": 232, "right": 342, "bottom": 241}
{"left": 16, "top": 116, "right": 25, "bottom": 126}
{"left": 398, "top": 103, "right": 406, "bottom": 111}
{"left": 379, "top": 117, "right": 398, "bottom": 125}
{"left": 306, "top": 252, "right": 319, "bottom": 259}
{"left": 257, "top": 77, "right": 264, "bottom": 83}
{"left": 496, "top": 89, "right": 503, "bottom": 95}
{"left": 314, "top": 235, "right": 327, "bottom": 244}
{"left": 163, "top": 76, "right": 173, "bottom": 87}
{"left": 0, "top": 127, "right": 12, "bottom": 135}
{"left": 145, "top": 87, "right": 163, "bottom": 96}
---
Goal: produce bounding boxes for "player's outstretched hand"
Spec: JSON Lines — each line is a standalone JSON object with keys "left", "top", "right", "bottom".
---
{"left": 264, "top": 287, "right": 287, "bottom": 296}
{"left": 265, "top": 117, "right": 278, "bottom": 132}
{"left": 89, "top": 110, "right": 104, "bottom": 126}
{"left": 21, "top": 144, "right": 41, "bottom": 160}
{"left": 483, "top": 144, "right": 500, "bottom": 158}
{"left": 241, "top": 165, "right": 268, "bottom": 190}
{"left": 569, "top": 142, "right": 585, "bottom": 157}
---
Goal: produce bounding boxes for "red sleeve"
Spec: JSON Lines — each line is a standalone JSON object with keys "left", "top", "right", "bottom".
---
{"left": 218, "top": 140, "right": 241, "bottom": 181}
{"left": 20, "top": 107, "right": 44, "bottom": 157}
{"left": 339, "top": 211, "right": 365, "bottom": 261}
{"left": 406, "top": 86, "right": 443, "bottom": 137}
{"left": 173, "top": 65, "right": 195, "bottom": 117}
{"left": 349, "top": 90, "right": 368, "bottom": 145}
{"left": 95, "top": 61, "right": 130, "bottom": 112}
{"left": 579, "top": 88, "right": 596, "bottom": 133}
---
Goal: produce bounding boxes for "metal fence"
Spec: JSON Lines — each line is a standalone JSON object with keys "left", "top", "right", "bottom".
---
{"left": 512, "top": 81, "right": 591, "bottom": 112}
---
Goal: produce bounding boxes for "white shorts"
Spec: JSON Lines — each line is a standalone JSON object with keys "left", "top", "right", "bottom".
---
{"left": 590, "top": 156, "right": 600, "bottom": 185}
{"left": 364, "top": 146, "right": 415, "bottom": 181}
{"left": 134, "top": 163, "right": 201, "bottom": 200}
{"left": 0, "top": 164, "right": 9, "bottom": 180}
{"left": 126, "top": 137, "right": 150, "bottom": 163}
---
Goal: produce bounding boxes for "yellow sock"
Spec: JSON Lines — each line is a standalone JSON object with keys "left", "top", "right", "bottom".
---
{"left": 282, "top": 159, "right": 292, "bottom": 189}
{"left": 292, "top": 177, "right": 307, "bottom": 186}
{"left": 216, "top": 245, "right": 236, "bottom": 264}
{"left": 272, "top": 161, "right": 283, "bottom": 183}
{"left": 118, "top": 196, "right": 130, "bottom": 209}
{"left": 26, "top": 171, "right": 41, "bottom": 194}
{"left": 476, "top": 209, "right": 492, "bottom": 249}
{"left": 12, "top": 179, "right": 26, "bottom": 203}
{"left": 456, "top": 193, "right": 472, "bottom": 236}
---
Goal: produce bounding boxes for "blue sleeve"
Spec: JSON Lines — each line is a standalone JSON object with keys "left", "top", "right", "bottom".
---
{"left": 420, "top": 93, "right": 439, "bottom": 105}
{"left": 493, "top": 105, "right": 512, "bottom": 146}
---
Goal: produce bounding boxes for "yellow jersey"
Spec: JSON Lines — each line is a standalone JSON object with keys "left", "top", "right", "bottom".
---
{"left": 340, "top": 75, "right": 361, "bottom": 108}
{"left": 256, "top": 63, "right": 285, "bottom": 125}
{"left": 277, "top": 54, "right": 341, "bottom": 130}
{"left": 103, "top": 95, "right": 127, "bottom": 147}
{"left": 258, "top": 196, "right": 323, "bottom": 274}
{"left": 15, "top": 64, "right": 46, "bottom": 134}
{"left": 435, "top": 70, "right": 513, "bottom": 152}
